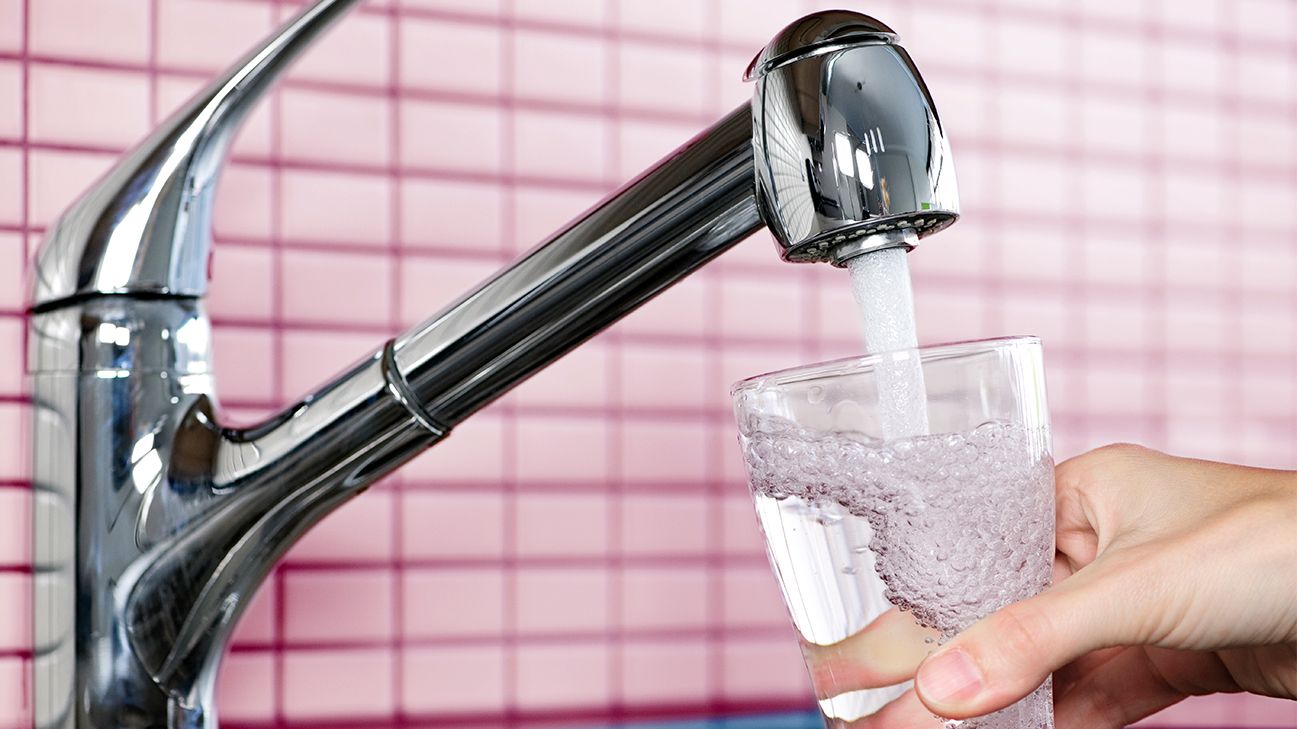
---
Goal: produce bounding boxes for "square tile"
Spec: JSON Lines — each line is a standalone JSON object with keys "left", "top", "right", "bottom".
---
{"left": 403, "top": 645, "right": 506, "bottom": 715}
{"left": 514, "top": 643, "right": 611, "bottom": 710}
{"left": 513, "top": 110, "right": 607, "bottom": 182}
{"left": 280, "top": 88, "right": 392, "bottom": 166}
{"left": 511, "top": 184, "right": 598, "bottom": 252}
{"left": 280, "top": 249, "right": 393, "bottom": 325}
{"left": 215, "top": 651, "right": 276, "bottom": 722}
{"left": 0, "top": 573, "right": 30, "bottom": 650}
{"left": 403, "top": 568, "right": 505, "bottom": 638}
{"left": 402, "top": 414, "right": 506, "bottom": 484}
{"left": 515, "top": 567, "right": 608, "bottom": 633}
{"left": 619, "top": 567, "right": 707, "bottom": 630}
{"left": 400, "top": 17, "right": 500, "bottom": 95}
{"left": 513, "top": 0, "right": 605, "bottom": 26}
{"left": 282, "top": 571, "right": 395, "bottom": 644}
{"left": 208, "top": 244, "right": 274, "bottom": 321}
{"left": 402, "top": 491, "right": 505, "bottom": 558}
{"left": 158, "top": 0, "right": 274, "bottom": 72}
{"left": 26, "top": 149, "right": 117, "bottom": 229}
{"left": 0, "top": 234, "right": 21, "bottom": 311}
{"left": 619, "top": 494, "right": 708, "bottom": 556}
{"left": 0, "top": 62, "right": 20, "bottom": 142}
{"left": 514, "top": 339, "right": 608, "bottom": 407}
{"left": 622, "top": 1, "right": 706, "bottom": 39}
{"left": 212, "top": 326, "right": 274, "bottom": 402}
{"left": 617, "top": 42, "right": 707, "bottom": 115}
{"left": 27, "top": 64, "right": 149, "bottom": 147}
{"left": 515, "top": 493, "right": 609, "bottom": 557}
{"left": 288, "top": 10, "right": 391, "bottom": 87}
{"left": 619, "top": 420, "right": 707, "bottom": 484}
{"left": 400, "top": 99, "right": 503, "bottom": 173}
{"left": 0, "top": 0, "right": 20, "bottom": 53}
{"left": 0, "top": 489, "right": 29, "bottom": 567}
{"left": 31, "top": 0, "right": 149, "bottom": 64}
{"left": 397, "top": 255, "right": 500, "bottom": 328}
{"left": 720, "top": 637, "right": 809, "bottom": 701}
{"left": 513, "top": 29, "right": 604, "bottom": 105}
{"left": 0, "top": 657, "right": 30, "bottom": 729}
{"left": 722, "top": 566, "right": 788, "bottom": 629}
{"left": 0, "top": 403, "right": 27, "bottom": 480}
{"left": 515, "top": 415, "right": 608, "bottom": 482}
{"left": 281, "top": 169, "right": 393, "bottom": 245}
{"left": 229, "top": 582, "right": 277, "bottom": 646}
{"left": 621, "top": 640, "right": 709, "bottom": 705}
{"left": 282, "top": 648, "right": 395, "bottom": 720}
{"left": 287, "top": 492, "right": 395, "bottom": 564}
{"left": 212, "top": 164, "right": 274, "bottom": 241}
{"left": 280, "top": 330, "right": 381, "bottom": 402}
{"left": 0, "top": 148, "right": 20, "bottom": 225}
{"left": 401, "top": 177, "right": 504, "bottom": 251}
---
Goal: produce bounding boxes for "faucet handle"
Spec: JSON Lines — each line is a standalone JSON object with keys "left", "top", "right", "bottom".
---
{"left": 29, "top": 0, "right": 362, "bottom": 311}
{"left": 747, "top": 10, "right": 959, "bottom": 266}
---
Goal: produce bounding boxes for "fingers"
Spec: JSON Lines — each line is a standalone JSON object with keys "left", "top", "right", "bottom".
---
{"left": 913, "top": 564, "right": 1138, "bottom": 720}
{"left": 802, "top": 608, "right": 939, "bottom": 697}
{"left": 845, "top": 689, "right": 944, "bottom": 729}
{"left": 1052, "top": 444, "right": 1163, "bottom": 564}
{"left": 1053, "top": 647, "right": 1186, "bottom": 729}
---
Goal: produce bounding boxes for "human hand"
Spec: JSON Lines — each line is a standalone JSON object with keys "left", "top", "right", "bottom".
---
{"left": 804, "top": 444, "right": 1297, "bottom": 727}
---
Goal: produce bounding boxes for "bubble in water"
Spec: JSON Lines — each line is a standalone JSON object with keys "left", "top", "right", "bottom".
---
{"left": 740, "top": 415, "right": 1055, "bottom": 642}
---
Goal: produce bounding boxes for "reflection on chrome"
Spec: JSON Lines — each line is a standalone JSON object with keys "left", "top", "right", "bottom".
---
{"left": 28, "top": 2, "right": 958, "bottom": 727}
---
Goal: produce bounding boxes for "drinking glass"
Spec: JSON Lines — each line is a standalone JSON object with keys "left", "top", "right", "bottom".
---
{"left": 731, "top": 337, "right": 1054, "bottom": 728}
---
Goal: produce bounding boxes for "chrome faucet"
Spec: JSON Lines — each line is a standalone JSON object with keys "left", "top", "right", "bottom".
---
{"left": 28, "top": 2, "right": 957, "bottom": 727}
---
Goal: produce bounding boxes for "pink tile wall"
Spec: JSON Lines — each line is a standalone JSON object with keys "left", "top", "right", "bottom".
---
{"left": 0, "top": 1, "right": 1295, "bottom": 728}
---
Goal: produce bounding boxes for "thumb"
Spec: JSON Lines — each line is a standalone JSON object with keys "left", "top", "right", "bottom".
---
{"left": 913, "top": 558, "right": 1144, "bottom": 719}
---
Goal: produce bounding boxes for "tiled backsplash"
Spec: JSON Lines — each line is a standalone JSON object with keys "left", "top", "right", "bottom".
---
{"left": 1, "top": 0, "right": 1295, "bottom": 727}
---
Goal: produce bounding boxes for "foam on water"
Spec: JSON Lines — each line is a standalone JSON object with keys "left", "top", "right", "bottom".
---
{"left": 846, "top": 249, "right": 929, "bottom": 438}
{"left": 740, "top": 416, "right": 1055, "bottom": 728}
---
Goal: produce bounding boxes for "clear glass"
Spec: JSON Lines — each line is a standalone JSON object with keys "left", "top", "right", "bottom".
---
{"left": 731, "top": 337, "right": 1055, "bottom": 729}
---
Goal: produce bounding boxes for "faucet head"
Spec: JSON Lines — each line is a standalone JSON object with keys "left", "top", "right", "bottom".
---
{"left": 747, "top": 10, "right": 959, "bottom": 266}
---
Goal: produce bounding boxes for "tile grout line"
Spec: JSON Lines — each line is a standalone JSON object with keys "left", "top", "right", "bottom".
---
{"left": 603, "top": 0, "right": 625, "bottom": 717}
{"left": 269, "top": 1, "right": 287, "bottom": 722}
{"left": 1062, "top": 3, "right": 1092, "bottom": 450}
{"left": 498, "top": 2, "right": 519, "bottom": 723}
{"left": 704, "top": 0, "right": 728, "bottom": 713}
{"left": 11, "top": 132, "right": 1297, "bottom": 183}
{"left": 1145, "top": 3, "right": 1170, "bottom": 454}
{"left": 387, "top": 1, "right": 405, "bottom": 721}
{"left": 1292, "top": 0, "right": 1297, "bottom": 470}
{"left": 1222, "top": 4, "right": 1244, "bottom": 465}
{"left": 18, "top": 0, "right": 30, "bottom": 717}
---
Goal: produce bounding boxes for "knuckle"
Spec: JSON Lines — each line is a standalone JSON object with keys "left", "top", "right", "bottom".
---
{"left": 1066, "top": 444, "right": 1150, "bottom": 485}
{"left": 989, "top": 601, "right": 1057, "bottom": 675}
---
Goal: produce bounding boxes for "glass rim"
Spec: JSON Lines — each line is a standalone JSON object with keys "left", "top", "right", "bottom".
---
{"left": 730, "top": 335, "right": 1042, "bottom": 396}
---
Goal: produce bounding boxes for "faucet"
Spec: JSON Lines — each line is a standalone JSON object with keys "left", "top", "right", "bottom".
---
{"left": 27, "top": 2, "right": 957, "bottom": 727}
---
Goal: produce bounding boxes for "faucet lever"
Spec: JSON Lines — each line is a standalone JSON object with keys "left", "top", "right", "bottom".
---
{"left": 30, "top": 0, "right": 362, "bottom": 310}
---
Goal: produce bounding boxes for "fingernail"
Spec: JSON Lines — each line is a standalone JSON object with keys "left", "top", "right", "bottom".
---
{"left": 917, "top": 648, "right": 983, "bottom": 705}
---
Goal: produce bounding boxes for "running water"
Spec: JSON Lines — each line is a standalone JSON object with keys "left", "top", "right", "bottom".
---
{"left": 737, "top": 247, "right": 1055, "bottom": 728}
{"left": 846, "top": 248, "right": 929, "bottom": 439}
